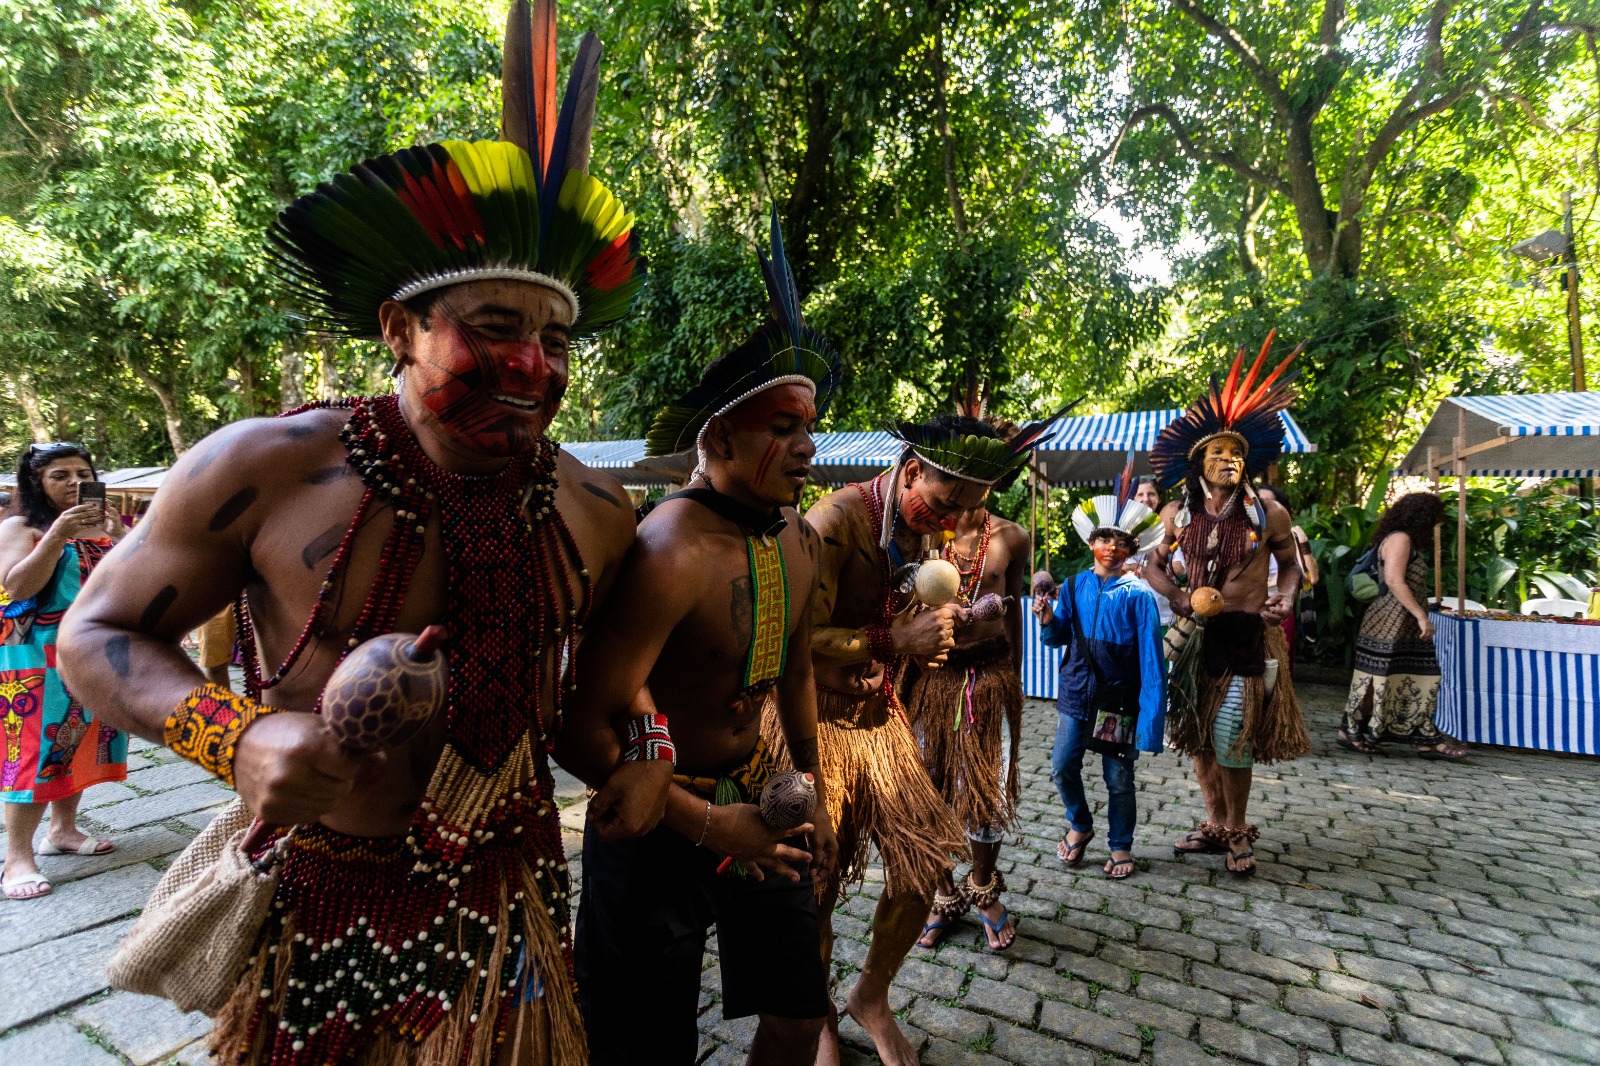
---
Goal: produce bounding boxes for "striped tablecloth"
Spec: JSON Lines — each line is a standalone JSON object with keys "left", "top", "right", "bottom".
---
{"left": 1020, "top": 596, "right": 1064, "bottom": 700}
{"left": 1433, "top": 611, "right": 1600, "bottom": 755}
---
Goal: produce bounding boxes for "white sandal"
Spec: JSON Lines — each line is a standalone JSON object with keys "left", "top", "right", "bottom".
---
{"left": 3, "top": 871, "right": 53, "bottom": 900}
{"left": 38, "top": 836, "right": 116, "bottom": 856}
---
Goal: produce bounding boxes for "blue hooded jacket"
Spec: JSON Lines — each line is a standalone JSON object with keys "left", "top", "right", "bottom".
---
{"left": 1038, "top": 569, "right": 1166, "bottom": 753}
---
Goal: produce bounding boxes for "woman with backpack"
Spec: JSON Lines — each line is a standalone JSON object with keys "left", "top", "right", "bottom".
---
{"left": 1339, "top": 491, "right": 1467, "bottom": 759}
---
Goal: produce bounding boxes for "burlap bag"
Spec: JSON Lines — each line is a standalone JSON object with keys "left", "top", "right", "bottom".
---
{"left": 108, "top": 798, "right": 286, "bottom": 1015}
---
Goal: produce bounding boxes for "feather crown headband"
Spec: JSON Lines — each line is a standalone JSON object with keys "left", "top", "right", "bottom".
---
{"left": 1071, "top": 451, "right": 1163, "bottom": 552}
{"left": 1149, "top": 330, "right": 1302, "bottom": 488}
{"left": 645, "top": 206, "right": 843, "bottom": 458}
{"left": 267, "top": 0, "right": 644, "bottom": 340}
{"left": 891, "top": 399, "right": 1080, "bottom": 486}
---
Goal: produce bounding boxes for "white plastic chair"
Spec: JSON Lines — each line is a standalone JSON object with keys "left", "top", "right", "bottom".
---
{"left": 1436, "top": 597, "right": 1488, "bottom": 613}
{"left": 1519, "top": 597, "right": 1587, "bottom": 618}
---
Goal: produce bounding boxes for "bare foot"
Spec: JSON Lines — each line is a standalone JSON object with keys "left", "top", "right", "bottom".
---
{"left": 845, "top": 984, "right": 919, "bottom": 1066}
{"left": 814, "top": 1009, "right": 841, "bottom": 1066}
{"left": 976, "top": 899, "right": 1015, "bottom": 950}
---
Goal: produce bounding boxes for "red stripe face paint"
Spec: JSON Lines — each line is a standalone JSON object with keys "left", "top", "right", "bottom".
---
{"left": 716, "top": 383, "right": 819, "bottom": 506}
{"left": 753, "top": 439, "right": 782, "bottom": 487}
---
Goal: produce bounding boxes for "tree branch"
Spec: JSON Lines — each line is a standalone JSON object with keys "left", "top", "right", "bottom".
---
{"left": 1118, "top": 103, "right": 1291, "bottom": 194}
{"left": 1169, "top": 0, "right": 1291, "bottom": 116}
{"left": 930, "top": 21, "right": 968, "bottom": 241}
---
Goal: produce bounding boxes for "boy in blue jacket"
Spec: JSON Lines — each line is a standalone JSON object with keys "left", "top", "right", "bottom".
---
{"left": 1034, "top": 480, "right": 1165, "bottom": 879}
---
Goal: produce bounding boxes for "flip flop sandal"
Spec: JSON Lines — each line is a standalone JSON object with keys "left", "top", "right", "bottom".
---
{"left": 1104, "top": 857, "right": 1136, "bottom": 881}
{"left": 1226, "top": 847, "right": 1257, "bottom": 878}
{"left": 1057, "top": 831, "right": 1094, "bottom": 866}
{"left": 1173, "top": 827, "right": 1227, "bottom": 856}
{"left": 38, "top": 836, "right": 116, "bottom": 856}
{"left": 2, "top": 872, "right": 53, "bottom": 900}
{"left": 916, "top": 917, "right": 955, "bottom": 949}
{"left": 1337, "top": 733, "right": 1382, "bottom": 755}
{"left": 1417, "top": 745, "right": 1467, "bottom": 761}
{"left": 977, "top": 906, "right": 1017, "bottom": 952}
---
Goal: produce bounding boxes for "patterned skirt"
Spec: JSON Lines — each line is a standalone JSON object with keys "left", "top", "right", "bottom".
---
{"left": 1343, "top": 593, "right": 1444, "bottom": 745}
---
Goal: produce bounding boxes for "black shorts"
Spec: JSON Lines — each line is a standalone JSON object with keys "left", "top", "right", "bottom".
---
{"left": 575, "top": 816, "right": 831, "bottom": 1065}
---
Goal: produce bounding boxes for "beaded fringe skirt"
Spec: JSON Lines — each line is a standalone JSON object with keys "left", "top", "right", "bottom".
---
{"left": 764, "top": 685, "right": 967, "bottom": 902}
{"left": 902, "top": 637, "right": 1023, "bottom": 836}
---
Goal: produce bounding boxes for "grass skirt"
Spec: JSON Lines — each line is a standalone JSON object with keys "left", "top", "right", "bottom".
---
{"left": 764, "top": 686, "right": 966, "bottom": 899}
{"left": 1168, "top": 622, "right": 1309, "bottom": 765}
{"left": 902, "top": 637, "right": 1022, "bottom": 836}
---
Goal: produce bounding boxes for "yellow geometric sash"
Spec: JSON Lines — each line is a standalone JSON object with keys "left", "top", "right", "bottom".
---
{"left": 743, "top": 536, "right": 789, "bottom": 694}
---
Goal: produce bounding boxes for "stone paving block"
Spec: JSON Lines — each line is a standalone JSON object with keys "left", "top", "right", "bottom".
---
{"left": 1005, "top": 960, "right": 1088, "bottom": 1004}
{"left": 1318, "top": 971, "right": 1399, "bottom": 1010}
{"left": 87, "top": 781, "right": 233, "bottom": 832}
{"left": 1197, "top": 1016, "right": 1299, "bottom": 1065}
{"left": 1138, "top": 926, "right": 1218, "bottom": 963}
{"left": 23, "top": 825, "right": 189, "bottom": 886}
{"left": 1506, "top": 1015, "right": 1600, "bottom": 1062}
{"left": 1037, "top": 1000, "right": 1142, "bottom": 1058}
{"left": 1257, "top": 931, "right": 1339, "bottom": 971}
{"left": 896, "top": 958, "right": 963, "bottom": 999}
{"left": 1098, "top": 942, "right": 1187, "bottom": 982}
{"left": 1136, "top": 974, "right": 1232, "bottom": 1019}
{"left": 0, "top": 919, "right": 132, "bottom": 1030}
{"left": 79, "top": 782, "right": 141, "bottom": 808}
{"left": 989, "top": 1021, "right": 1097, "bottom": 1066}
{"left": 922, "top": 1036, "right": 1007, "bottom": 1066}
{"left": 1151, "top": 1029, "right": 1215, "bottom": 1064}
{"left": 1548, "top": 996, "right": 1600, "bottom": 1037}
{"left": 1104, "top": 896, "right": 1183, "bottom": 931}
{"left": 124, "top": 759, "right": 216, "bottom": 795}
{"left": 1187, "top": 916, "right": 1256, "bottom": 945}
{"left": 1235, "top": 1001, "right": 1336, "bottom": 1051}
{"left": 1457, "top": 900, "right": 1546, "bottom": 934}
{"left": 961, "top": 975, "right": 1040, "bottom": 1026}
{"left": 0, "top": 861, "right": 160, "bottom": 954}
{"left": 1020, "top": 915, "right": 1098, "bottom": 955}
{"left": 1426, "top": 970, "right": 1547, "bottom": 1019}
{"left": 905, "top": 1000, "right": 989, "bottom": 1045}
{"left": 1055, "top": 953, "right": 1130, "bottom": 992}
{"left": 1094, "top": 989, "right": 1195, "bottom": 1040}
{"left": 72, "top": 991, "right": 211, "bottom": 1065}
{"left": 1217, "top": 945, "right": 1313, "bottom": 985}
{"left": 1500, "top": 947, "right": 1600, "bottom": 984}
{"left": 0, "top": 1019, "right": 123, "bottom": 1066}
{"left": 1281, "top": 986, "right": 1390, "bottom": 1035}
{"left": 1407, "top": 927, "right": 1506, "bottom": 967}
{"left": 1191, "top": 961, "right": 1279, "bottom": 1003}
{"left": 1397, "top": 989, "right": 1510, "bottom": 1038}
{"left": 1339, "top": 1029, "right": 1459, "bottom": 1066}
{"left": 1338, "top": 951, "right": 1430, "bottom": 991}
{"left": 1395, "top": 1014, "right": 1503, "bottom": 1064}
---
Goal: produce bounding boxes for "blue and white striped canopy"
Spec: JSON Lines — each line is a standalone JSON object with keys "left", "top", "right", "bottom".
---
{"left": 1399, "top": 392, "right": 1600, "bottom": 477}
{"left": 1032, "top": 409, "right": 1315, "bottom": 486}
{"left": 558, "top": 438, "right": 677, "bottom": 487}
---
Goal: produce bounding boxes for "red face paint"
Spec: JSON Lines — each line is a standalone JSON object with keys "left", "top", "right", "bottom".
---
{"left": 1091, "top": 537, "right": 1131, "bottom": 572}
{"left": 716, "top": 384, "right": 818, "bottom": 506}
{"left": 404, "top": 287, "right": 571, "bottom": 457}
{"left": 900, "top": 483, "right": 956, "bottom": 535}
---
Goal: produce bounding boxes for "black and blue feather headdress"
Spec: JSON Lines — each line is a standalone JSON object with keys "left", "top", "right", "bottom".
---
{"left": 889, "top": 401, "right": 1079, "bottom": 487}
{"left": 1150, "top": 330, "right": 1301, "bottom": 488}
{"left": 645, "top": 207, "right": 844, "bottom": 458}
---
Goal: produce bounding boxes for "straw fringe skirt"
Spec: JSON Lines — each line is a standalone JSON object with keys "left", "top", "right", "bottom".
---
{"left": 1168, "top": 624, "right": 1310, "bottom": 765}
{"left": 902, "top": 637, "right": 1022, "bottom": 835}
{"left": 764, "top": 686, "right": 966, "bottom": 899}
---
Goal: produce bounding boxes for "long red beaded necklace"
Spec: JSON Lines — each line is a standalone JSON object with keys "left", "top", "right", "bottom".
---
{"left": 943, "top": 514, "right": 991, "bottom": 606}
{"left": 856, "top": 472, "right": 915, "bottom": 717}
{"left": 229, "top": 395, "right": 589, "bottom": 1065}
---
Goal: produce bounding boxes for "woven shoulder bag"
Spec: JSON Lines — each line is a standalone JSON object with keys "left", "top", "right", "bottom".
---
{"left": 108, "top": 798, "right": 290, "bottom": 1015}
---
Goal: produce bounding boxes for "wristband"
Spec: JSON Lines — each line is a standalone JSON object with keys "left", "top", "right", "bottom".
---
{"left": 863, "top": 623, "right": 894, "bottom": 665}
{"left": 165, "top": 683, "right": 277, "bottom": 787}
{"left": 622, "top": 712, "right": 675, "bottom": 764}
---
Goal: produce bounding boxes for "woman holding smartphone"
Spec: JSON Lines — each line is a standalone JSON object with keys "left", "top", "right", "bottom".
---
{"left": 0, "top": 442, "right": 127, "bottom": 899}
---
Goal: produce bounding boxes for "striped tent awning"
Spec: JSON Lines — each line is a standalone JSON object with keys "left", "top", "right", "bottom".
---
{"left": 1398, "top": 392, "right": 1600, "bottom": 477}
{"left": 1032, "top": 409, "right": 1315, "bottom": 485}
{"left": 557, "top": 438, "right": 678, "bottom": 487}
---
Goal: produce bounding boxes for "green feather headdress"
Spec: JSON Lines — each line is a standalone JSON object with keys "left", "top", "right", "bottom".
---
{"left": 890, "top": 400, "right": 1081, "bottom": 486}
{"left": 268, "top": 0, "right": 644, "bottom": 340}
{"left": 645, "top": 206, "right": 843, "bottom": 459}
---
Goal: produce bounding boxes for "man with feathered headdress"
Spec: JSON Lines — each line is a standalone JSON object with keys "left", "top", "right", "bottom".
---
{"left": 899, "top": 400, "right": 1034, "bottom": 952}
{"left": 1144, "top": 332, "right": 1311, "bottom": 878}
{"left": 60, "top": 3, "right": 657, "bottom": 1061}
{"left": 796, "top": 407, "right": 1065, "bottom": 1065}
{"left": 567, "top": 208, "right": 840, "bottom": 1065}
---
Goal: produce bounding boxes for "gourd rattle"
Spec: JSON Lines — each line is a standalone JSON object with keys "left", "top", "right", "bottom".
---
{"left": 716, "top": 770, "right": 817, "bottom": 876}
{"left": 913, "top": 558, "right": 962, "bottom": 608}
{"left": 1031, "top": 569, "right": 1058, "bottom": 600}
{"left": 1189, "top": 586, "right": 1225, "bottom": 618}
{"left": 322, "top": 625, "right": 449, "bottom": 753}
{"left": 967, "top": 593, "right": 1013, "bottom": 621}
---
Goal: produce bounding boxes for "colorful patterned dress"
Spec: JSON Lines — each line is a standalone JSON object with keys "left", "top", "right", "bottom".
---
{"left": 0, "top": 537, "right": 126, "bottom": 803}
{"left": 1341, "top": 545, "right": 1447, "bottom": 746}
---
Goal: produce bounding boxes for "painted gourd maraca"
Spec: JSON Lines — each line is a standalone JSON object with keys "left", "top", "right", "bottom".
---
{"left": 759, "top": 770, "right": 816, "bottom": 831}
{"left": 1189, "top": 587, "right": 1225, "bottom": 618}
{"left": 967, "top": 593, "right": 1012, "bottom": 622}
{"left": 322, "top": 625, "right": 449, "bottom": 753}
{"left": 914, "top": 558, "right": 962, "bottom": 607}
{"left": 1031, "top": 569, "right": 1058, "bottom": 600}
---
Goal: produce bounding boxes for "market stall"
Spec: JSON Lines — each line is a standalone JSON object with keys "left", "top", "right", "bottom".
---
{"left": 1397, "top": 391, "right": 1600, "bottom": 754}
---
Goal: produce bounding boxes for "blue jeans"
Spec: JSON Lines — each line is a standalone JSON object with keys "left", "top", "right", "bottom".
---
{"left": 1050, "top": 711, "right": 1138, "bottom": 852}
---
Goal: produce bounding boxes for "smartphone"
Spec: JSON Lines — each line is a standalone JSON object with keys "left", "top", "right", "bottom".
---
{"left": 77, "top": 480, "right": 106, "bottom": 518}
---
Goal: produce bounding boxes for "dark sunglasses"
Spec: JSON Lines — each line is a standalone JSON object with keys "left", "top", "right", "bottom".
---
{"left": 28, "top": 442, "right": 85, "bottom": 456}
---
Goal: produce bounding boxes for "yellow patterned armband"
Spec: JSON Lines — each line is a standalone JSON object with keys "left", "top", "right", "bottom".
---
{"left": 164, "top": 683, "right": 277, "bottom": 787}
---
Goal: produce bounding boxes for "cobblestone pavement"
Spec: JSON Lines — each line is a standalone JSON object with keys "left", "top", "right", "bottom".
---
{"left": 3, "top": 682, "right": 1598, "bottom": 1065}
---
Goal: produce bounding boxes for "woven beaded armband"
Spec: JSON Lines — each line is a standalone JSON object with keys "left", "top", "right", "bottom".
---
{"left": 164, "top": 683, "right": 277, "bottom": 788}
{"left": 622, "top": 712, "right": 675, "bottom": 764}
{"left": 863, "top": 623, "right": 895, "bottom": 666}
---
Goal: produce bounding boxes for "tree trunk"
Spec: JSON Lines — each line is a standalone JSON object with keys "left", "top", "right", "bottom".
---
{"left": 12, "top": 373, "right": 50, "bottom": 442}
{"left": 317, "top": 334, "right": 341, "bottom": 400}
{"left": 1283, "top": 115, "right": 1340, "bottom": 277}
{"left": 127, "top": 362, "right": 187, "bottom": 455}
{"left": 280, "top": 339, "right": 305, "bottom": 410}
{"left": 930, "top": 23, "right": 968, "bottom": 241}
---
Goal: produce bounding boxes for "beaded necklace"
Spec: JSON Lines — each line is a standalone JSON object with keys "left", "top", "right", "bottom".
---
{"left": 943, "top": 514, "right": 992, "bottom": 606}
{"left": 856, "top": 473, "right": 914, "bottom": 716}
{"left": 231, "top": 395, "right": 590, "bottom": 1064}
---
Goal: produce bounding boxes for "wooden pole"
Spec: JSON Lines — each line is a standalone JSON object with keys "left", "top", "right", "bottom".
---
{"left": 1042, "top": 478, "right": 1051, "bottom": 574}
{"left": 1428, "top": 446, "right": 1441, "bottom": 602}
{"left": 1456, "top": 406, "right": 1468, "bottom": 611}
{"left": 1029, "top": 464, "right": 1038, "bottom": 570}
{"left": 1563, "top": 190, "right": 1587, "bottom": 392}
